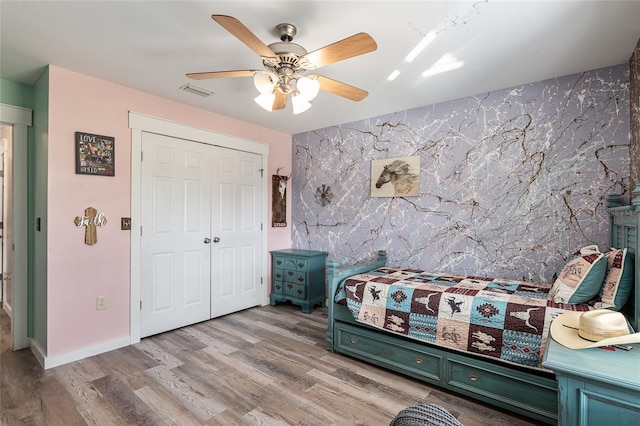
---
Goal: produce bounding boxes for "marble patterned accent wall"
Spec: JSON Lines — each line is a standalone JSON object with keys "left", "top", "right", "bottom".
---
{"left": 630, "top": 38, "right": 639, "bottom": 191}
{"left": 292, "top": 65, "right": 630, "bottom": 283}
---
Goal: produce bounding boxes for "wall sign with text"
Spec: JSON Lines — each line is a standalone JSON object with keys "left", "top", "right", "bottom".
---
{"left": 76, "top": 131, "right": 115, "bottom": 176}
{"left": 74, "top": 206, "right": 107, "bottom": 245}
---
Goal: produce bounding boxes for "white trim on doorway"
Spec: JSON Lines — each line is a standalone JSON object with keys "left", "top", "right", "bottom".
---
{"left": 128, "top": 112, "right": 270, "bottom": 344}
{"left": 0, "top": 103, "right": 32, "bottom": 350}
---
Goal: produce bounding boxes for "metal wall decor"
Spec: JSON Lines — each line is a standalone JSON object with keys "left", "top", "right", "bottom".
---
{"left": 315, "top": 184, "right": 333, "bottom": 206}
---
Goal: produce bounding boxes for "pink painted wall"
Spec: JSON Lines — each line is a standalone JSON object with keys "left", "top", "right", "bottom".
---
{"left": 46, "top": 66, "right": 291, "bottom": 356}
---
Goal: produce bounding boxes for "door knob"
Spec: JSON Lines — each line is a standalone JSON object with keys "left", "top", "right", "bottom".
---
{"left": 213, "top": 237, "right": 221, "bottom": 243}
{"left": 204, "top": 237, "right": 211, "bottom": 244}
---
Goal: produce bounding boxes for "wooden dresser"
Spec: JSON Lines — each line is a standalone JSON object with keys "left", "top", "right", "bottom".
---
{"left": 270, "top": 249, "right": 327, "bottom": 313}
{"left": 542, "top": 338, "right": 640, "bottom": 425}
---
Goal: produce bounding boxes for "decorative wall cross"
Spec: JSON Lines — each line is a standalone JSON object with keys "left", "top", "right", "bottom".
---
{"left": 74, "top": 207, "right": 107, "bottom": 245}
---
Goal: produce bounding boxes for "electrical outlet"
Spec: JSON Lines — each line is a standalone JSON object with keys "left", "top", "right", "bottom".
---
{"left": 96, "top": 295, "right": 107, "bottom": 310}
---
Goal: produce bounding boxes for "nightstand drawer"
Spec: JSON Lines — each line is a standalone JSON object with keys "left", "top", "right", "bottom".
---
{"left": 283, "top": 269, "right": 306, "bottom": 284}
{"left": 292, "top": 258, "right": 308, "bottom": 271}
{"left": 543, "top": 338, "right": 640, "bottom": 426}
{"left": 273, "top": 255, "right": 286, "bottom": 269}
{"left": 273, "top": 280, "right": 284, "bottom": 294}
{"left": 273, "top": 269, "right": 285, "bottom": 281}
{"left": 284, "top": 282, "right": 306, "bottom": 299}
{"left": 274, "top": 256, "right": 307, "bottom": 271}
{"left": 569, "top": 381, "right": 640, "bottom": 425}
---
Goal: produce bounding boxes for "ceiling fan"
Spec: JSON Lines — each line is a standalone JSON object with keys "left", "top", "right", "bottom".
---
{"left": 186, "top": 15, "right": 377, "bottom": 114}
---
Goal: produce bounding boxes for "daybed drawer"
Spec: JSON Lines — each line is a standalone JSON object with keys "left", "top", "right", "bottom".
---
{"left": 335, "top": 323, "right": 442, "bottom": 382}
{"left": 447, "top": 358, "right": 557, "bottom": 420}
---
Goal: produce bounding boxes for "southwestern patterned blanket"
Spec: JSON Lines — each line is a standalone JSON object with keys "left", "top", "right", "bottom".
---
{"left": 336, "top": 267, "right": 593, "bottom": 369}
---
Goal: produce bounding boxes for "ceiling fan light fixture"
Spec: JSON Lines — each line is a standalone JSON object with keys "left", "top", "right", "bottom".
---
{"left": 297, "top": 76, "right": 320, "bottom": 101}
{"left": 189, "top": 15, "right": 377, "bottom": 114}
{"left": 254, "top": 71, "right": 277, "bottom": 94}
{"left": 292, "top": 94, "right": 312, "bottom": 114}
{"left": 255, "top": 92, "right": 275, "bottom": 111}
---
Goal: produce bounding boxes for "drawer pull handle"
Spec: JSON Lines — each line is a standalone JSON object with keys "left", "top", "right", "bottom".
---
{"left": 415, "top": 358, "right": 423, "bottom": 365}
{"left": 350, "top": 338, "right": 358, "bottom": 344}
{"left": 287, "top": 271, "right": 294, "bottom": 276}
{"left": 469, "top": 375, "right": 478, "bottom": 382}
{"left": 298, "top": 262, "right": 304, "bottom": 268}
{"left": 298, "top": 277, "right": 304, "bottom": 282}
{"left": 276, "top": 260, "right": 282, "bottom": 265}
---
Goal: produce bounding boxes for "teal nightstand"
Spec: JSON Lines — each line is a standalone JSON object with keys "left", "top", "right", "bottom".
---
{"left": 270, "top": 249, "right": 327, "bottom": 313}
{"left": 542, "top": 337, "right": 640, "bottom": 425}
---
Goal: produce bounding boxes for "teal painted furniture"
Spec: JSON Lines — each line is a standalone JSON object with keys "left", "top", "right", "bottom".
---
{"left": 543, "top": 338, "right": 640, "bottom": 425}
{"left": 326, "top": 188, "right": 640, "bottom": 424}
{"left": 270, "top": 249, "right": 327, "bottom": 313}
{"left": 326, "top": 251, "right": 558, "bottom": 424}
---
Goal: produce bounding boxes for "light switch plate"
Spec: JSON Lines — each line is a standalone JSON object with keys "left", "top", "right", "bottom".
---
{"left": 96, "top": 296, "right": 107, "bottom": 310}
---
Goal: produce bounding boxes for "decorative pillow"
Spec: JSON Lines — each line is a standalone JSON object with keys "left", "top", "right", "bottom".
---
{"left": 552, "top": 245, "right": 601, "bottom": 281}
{"left": 579, "top": 245, "right": 600, "bottom": 255}
{"left": 550, "top": 250, "right": 607, "bottom": 304}
{"left": 594, "top": 248, "right": 634, "bottom": 311}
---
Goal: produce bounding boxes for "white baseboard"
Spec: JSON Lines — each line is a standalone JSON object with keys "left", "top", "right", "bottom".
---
{"left": 29, "top": 338, "right": 46, "bottom": 368}
{"left": 31, "top": 336, "right": 132, "bottom": 369}
{"left": 2, "top": 301, "right": 13, "bottom": 319}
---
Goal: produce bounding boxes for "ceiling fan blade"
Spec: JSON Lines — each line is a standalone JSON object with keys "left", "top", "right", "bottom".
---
{"left": 303, "top": 33, "right": 377, "bottom": 69}
{"left": 315, "top": 75, "right": 369, "bottom": 101}
{"left": 212, "top": 15, "right": 276, "bottom": 59}
{"left": 272, "top": 89, "right": 287, "bottom": 110}
{"left": 186, "top": 70, "right": 257, "bottom": 80}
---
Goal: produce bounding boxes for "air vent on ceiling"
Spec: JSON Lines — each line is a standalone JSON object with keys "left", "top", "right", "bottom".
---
{"left": 179, "top": 83, "right": 214, "bottom": 97}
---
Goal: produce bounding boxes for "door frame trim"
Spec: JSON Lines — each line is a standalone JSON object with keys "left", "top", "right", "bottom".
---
{"left": 0, "top": 103, "right": 31, "bottom": 350}
{"left": 128, "top": 112, "right": 269, "bottom": 343}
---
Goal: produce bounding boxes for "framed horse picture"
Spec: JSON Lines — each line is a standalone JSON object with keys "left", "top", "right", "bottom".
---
{"left": 371, "top": 155, "right": 420, "bottom": 197}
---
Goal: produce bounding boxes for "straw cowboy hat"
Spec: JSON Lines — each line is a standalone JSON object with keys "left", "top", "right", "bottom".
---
{"left": 550, "top": 310, "right": 640, "bottom": 349}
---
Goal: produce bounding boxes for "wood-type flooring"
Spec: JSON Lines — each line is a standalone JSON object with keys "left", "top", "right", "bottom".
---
{"left": 1, "top": 303, "right": 541, "bottom": 425}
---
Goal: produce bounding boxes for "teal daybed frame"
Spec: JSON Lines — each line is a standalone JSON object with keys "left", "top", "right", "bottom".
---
{"left": 326, "top": 189, "right": 639, "bottom": 424}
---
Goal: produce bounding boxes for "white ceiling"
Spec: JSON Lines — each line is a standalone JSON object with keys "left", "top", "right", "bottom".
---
{"left": 1, "top": 1, "right": 639, "bottom": 135}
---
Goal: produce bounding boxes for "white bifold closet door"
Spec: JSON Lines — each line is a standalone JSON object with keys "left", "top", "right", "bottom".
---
{"left": 140, "top": 132, "right": 262, "bottom": 338}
